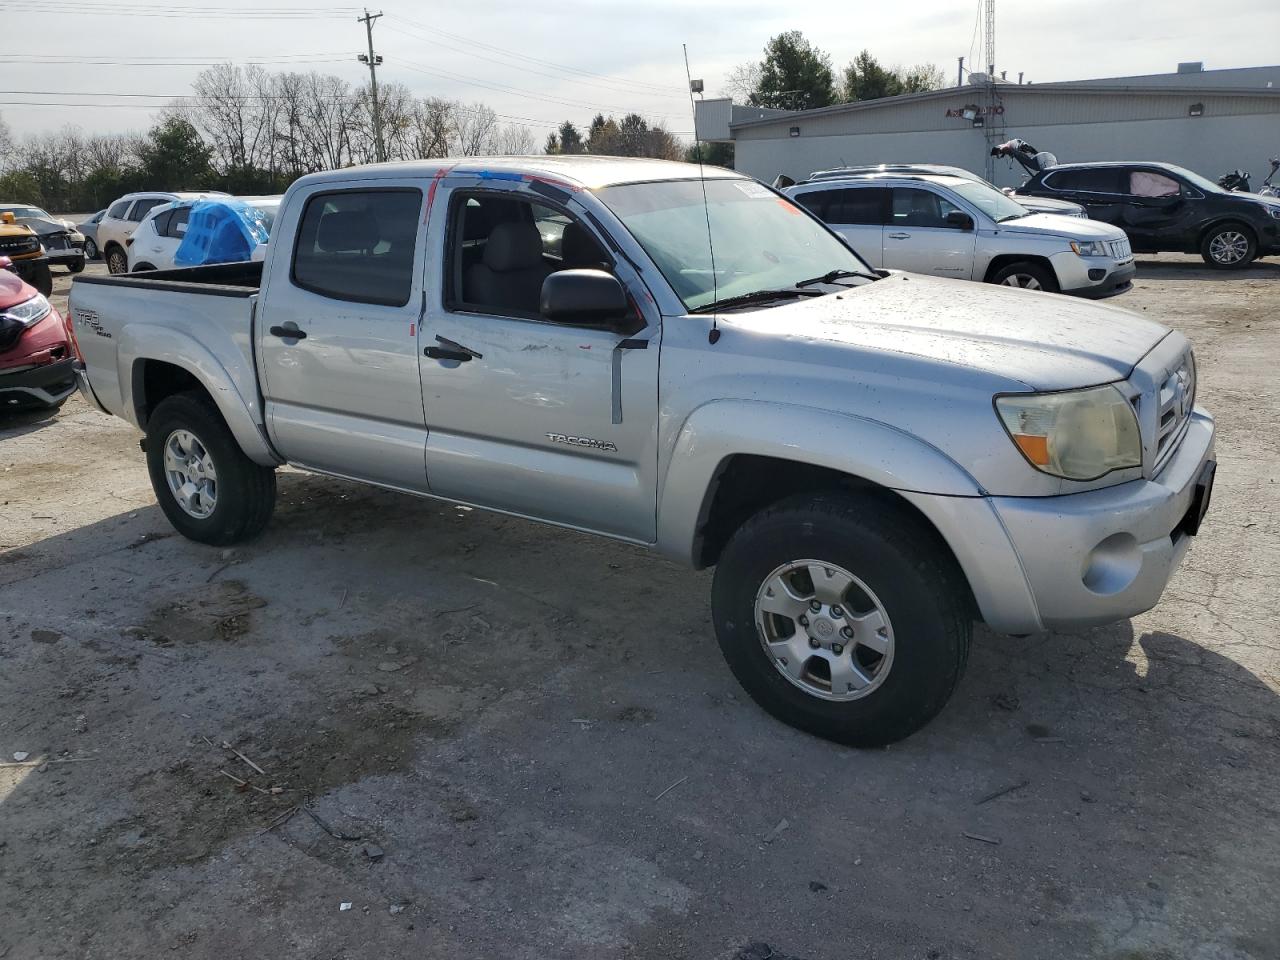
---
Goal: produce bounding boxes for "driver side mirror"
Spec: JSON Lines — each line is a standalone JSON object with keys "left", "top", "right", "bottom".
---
{"left": 540, "top": 269, "right": 639, "bottom": 333}
{"left": 945, "top": 210, "right": 975, "bottom": 230}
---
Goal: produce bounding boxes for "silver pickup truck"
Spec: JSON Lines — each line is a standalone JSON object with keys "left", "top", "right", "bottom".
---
{"left": 69, "top": 156, "right": 1216, "bottom": 747}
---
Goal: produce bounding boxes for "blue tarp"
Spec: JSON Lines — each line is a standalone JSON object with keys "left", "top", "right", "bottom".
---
{"left": 174, "top": 199, "right": 271, "bottom": 267}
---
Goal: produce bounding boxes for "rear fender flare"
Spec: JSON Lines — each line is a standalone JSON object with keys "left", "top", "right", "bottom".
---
{"left": 117, "top": 324, "right": 280, "bottom": 466}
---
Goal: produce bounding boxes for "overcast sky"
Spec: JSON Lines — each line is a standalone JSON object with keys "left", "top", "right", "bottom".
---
{"left": 4, "top": 0, "right": 1279, "bottom": 143}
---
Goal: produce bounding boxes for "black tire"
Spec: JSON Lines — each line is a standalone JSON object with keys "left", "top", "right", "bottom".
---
{"left": 28, "top": 262, "right": 53, "bottom": 297}
{"left": 990, "top": 260, "right": 1059, "bottom": 293}
{"left": 1200, "top": 222, "right": 1256, "bottom": 269}
{"left": 105, "top": 245, "right": 127, "bottom": 275}
{"left": 145, "top": 391, "right": 276, "bottom": 546}
{"left": 67, "top": 256, "right": 86, "bottom": 274}
{"left": 84, "top": 238, "right": 98, "bottom": 261}
{"left": 711, "top": 492, "right": 972, "bottom": 747}
{"left": 133, "top": 263, "right": 156, "bottom": 273}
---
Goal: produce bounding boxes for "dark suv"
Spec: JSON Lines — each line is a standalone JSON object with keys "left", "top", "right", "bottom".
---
{"left": 1016, "top": 161, "right": 1280, "bottom": 268}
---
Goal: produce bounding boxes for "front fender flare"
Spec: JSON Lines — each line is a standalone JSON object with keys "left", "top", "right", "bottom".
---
{"left": 655, "top": 400, "right": 984, "bottom": 564}
{"left": 117, "top": 324, "right": 280, "bottom": 467}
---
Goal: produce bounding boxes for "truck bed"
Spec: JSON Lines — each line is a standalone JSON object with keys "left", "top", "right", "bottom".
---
{"left": 72, "top": 260, "right": 263, "bottom": 297}
{"left": 69, "top": 261, "right": 263, "bottom": 432}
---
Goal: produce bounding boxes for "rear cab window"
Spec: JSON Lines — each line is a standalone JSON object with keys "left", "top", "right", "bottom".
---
{"left": 290, "top": 189, "right": 423, "bottom": 306}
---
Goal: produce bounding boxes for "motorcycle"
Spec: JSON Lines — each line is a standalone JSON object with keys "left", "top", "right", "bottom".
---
{"left": 1259, "top": 158, "right": 1280, "bottom": 198}
{"left": 1218, "top": 169, "right": 1252, "bottom": 192}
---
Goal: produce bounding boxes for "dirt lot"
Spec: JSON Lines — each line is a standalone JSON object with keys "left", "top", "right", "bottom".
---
{"left": 1, "top": 257, "right": 1278, "bottom": 960}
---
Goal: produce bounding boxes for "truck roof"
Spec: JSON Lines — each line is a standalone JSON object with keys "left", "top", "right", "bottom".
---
{"left": 294, "top": 155, "right": 747, "bottom": 191}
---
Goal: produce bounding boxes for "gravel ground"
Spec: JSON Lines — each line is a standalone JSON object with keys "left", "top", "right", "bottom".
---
{"left": 1, "top": 256, "right": 1278, "bottom": 960}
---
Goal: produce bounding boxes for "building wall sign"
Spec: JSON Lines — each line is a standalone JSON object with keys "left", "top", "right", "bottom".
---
{"left": 945, "top": 104, "right": 1005, "bottom": 118}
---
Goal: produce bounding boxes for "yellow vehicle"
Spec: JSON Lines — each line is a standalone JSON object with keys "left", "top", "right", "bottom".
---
{"left": 0, "top": 212, "right": 52, "bottom": 296}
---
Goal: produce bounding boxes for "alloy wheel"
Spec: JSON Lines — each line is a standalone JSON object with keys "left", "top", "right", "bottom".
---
{"left": 1000, "top": 273, "right": 1042, "bottom": 290}
{"left": 754, "top": 560, "right": 895, "bottom": 702}
{"left": 1209, "top": 230, "right": 1249, "bottom": 265}
{"left": 163, "top": 429, "right": 218, "bottom": 519}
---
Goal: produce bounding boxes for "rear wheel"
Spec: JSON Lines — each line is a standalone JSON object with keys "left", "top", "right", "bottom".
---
{"left": 991, "top": 261, "right": 1059, "bottom": 292}
{"left": 711, "top": 492, "right": 971, "bottom": 747}
{"left": 133, "top": 263, "right": 156, "bottom": 273}
{"left": 67, "top": 256, "right": 86, "bottom": 274}
{"left": 145, "top": 391, "right": 277, "bottom": 545}
{"left": 84, "top": 238, "right": 98, "bottom": 260}
{"left": 1200, "top": 222, "right": 1256, "bottom": 269}
{"left": 105, "top": 245, "right": 127, "bottom": 275}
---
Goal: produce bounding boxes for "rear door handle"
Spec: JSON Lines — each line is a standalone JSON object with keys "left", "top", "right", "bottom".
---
{"left": 268, "top": 324, "right": 307, "bottom": 340}
{"left": 888, "top": 232, "right": 911, "bottom": 239}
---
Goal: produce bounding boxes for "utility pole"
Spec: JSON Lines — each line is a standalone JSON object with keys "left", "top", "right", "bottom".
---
{"left": 357, "top": 8, "right": 385, "bottom": 162}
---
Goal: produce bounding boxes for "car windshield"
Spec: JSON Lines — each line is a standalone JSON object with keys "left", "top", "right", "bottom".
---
{"left": 1162, "top": 165, "right": 1224, "bottom": 195}
{"left": 597, "top": 178, "right": 873, "bottom": 311}
{"left": 945, "top": 179, "right": 1030, "bottom": 222}
{"left": 2, "top": 206, "right": 51, "bottom": 219}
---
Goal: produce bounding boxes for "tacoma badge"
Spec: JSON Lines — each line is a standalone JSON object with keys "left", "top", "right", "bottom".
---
{"left": 546, "top": 433, "right": 618, "bottom": 452}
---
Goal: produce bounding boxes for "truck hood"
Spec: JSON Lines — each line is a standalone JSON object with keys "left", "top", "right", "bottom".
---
{"left": 19, "top": 217, "right": 80, "bottom": 237}
{"left": 729, "top": 273, "right": 1168, "bottom": 391}
{"left": 995, "top": 213, "right": 1124, "bottom": 241}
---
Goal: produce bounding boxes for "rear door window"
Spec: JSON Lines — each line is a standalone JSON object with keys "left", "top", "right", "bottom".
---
{"left": 165, "top": 206, "right": 192, "bottom": 239}
{"left": 151, "top": 209, "right": 174, "bottom": 236}
{"left": 825, "top": 188, "right": 888, "bottom": 225}
{"left": 128, "top": 197, "right": 165, "bottom": 222}
{"left": 291, "top": 188, "right": 423, "bottom": 307}
{"left": 107, "top": 200, "right": 131, "bottom": 219}
{"left": 1044, "top": 168, "right": 1123, "bottom": 193}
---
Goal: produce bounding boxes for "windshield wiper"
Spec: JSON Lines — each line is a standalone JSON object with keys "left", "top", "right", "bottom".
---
{"left": 689, "top": 288, "right": 824, "bottom": 314}
{"left": 794, "top": 268, "right": 881, "bottom": 288}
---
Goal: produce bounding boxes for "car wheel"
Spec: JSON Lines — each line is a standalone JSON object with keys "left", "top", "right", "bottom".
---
{"left": 991, "top": 261, "right": 1059, "bottom": 292}
{"left": 84, "top": 238, "right": 98, "bottom": 260}
{"left": 67, "top": 256, "right": 86, "bottom": 274}
{"left": 711, "top": 492, "right": 972, "bottom": 747}
{"left": 28, "top": 262, "right": 53, "bottom": 297}
{"left": 145, "top": 391, "right": 277, "bottom": 545}
{"left": 133, "top": 263, "right": 156, "bottom": 273}
{"left": 1200, "top": 223, "right": 1256, "bottom": 269}
{"left": 106, "top": 246, "right": 127, "bottom": 275}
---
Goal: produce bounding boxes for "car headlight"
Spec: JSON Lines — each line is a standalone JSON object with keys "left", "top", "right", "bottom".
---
{"left": 995, "top": 384, "right": 1141, "bottom": 480}
{"left": 1070, "top": 240, "right": 1106, "bottom": 257}
{"left": 0, "top": 293, "right": 53, "bottom": 328}
{"left": 1267, "top": 207, "right": 1280, "bottom": 220}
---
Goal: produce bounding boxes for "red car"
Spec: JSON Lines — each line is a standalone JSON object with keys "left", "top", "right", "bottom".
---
{"left": 0, "top": 256, "right": 76, "bottom": 411}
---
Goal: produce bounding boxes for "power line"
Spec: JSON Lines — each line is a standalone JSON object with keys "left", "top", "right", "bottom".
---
{"left": 7, "top": 1, "right": 361, "bottom": 18}
{"left": 390, "top": 14, "right": 680, "bottom": 96}
{"left": 386, "top": 16, "right": 682, "bottom": 101}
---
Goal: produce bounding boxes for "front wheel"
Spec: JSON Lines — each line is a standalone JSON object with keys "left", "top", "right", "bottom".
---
{"left": 145, "top": 391, "right": 277, "bottom": 545}
{"left": 990, "top": 261, "right": 1059, "bottom": 292}
{"left": 712, "top": 493, "right": 971, "bottom": 747}
{"left": 1200, "top": 223, "right": 1256, "bottom": 269}
{"left": 67, "top": 256, "right": 86, "bottom": 274}
{"left": 84, "top": 238, "right": 98, "bottom": 260}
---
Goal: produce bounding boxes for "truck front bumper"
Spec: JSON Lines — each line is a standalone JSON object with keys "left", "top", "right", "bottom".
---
{"left": 903, "top": 409, "right": 1215, "bottom": 634}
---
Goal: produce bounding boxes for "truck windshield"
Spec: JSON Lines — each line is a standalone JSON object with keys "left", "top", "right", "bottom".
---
{"left": 945, "top": 180, "right": 1030, "bottom": 223}
{"left": 598, "top": 178, "right": 874, "bottom": 312}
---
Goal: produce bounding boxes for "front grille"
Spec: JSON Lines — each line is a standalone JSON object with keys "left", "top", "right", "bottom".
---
{"left": 1109, "top": 237, "right": 1132, "bottom": 261}
{"left": 0, "top": 237, "right": 39, "bottom": 255}
{"left": 44, "top": 234, "right": 68, "bottom": 250}
{"left": 1154, "top": 354, "right": 1195, "bottom": 467}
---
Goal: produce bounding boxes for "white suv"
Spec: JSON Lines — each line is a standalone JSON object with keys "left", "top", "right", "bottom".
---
{"left": 786, "top": 174, "right": 1135, "bottom": 298}
{"left": 98, "top": 191, "right": 228, "bottom": 274}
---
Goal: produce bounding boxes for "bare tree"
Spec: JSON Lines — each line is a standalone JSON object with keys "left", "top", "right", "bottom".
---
{"left": 723, "top": 61, "right": 762, "bottom": 102}
{"left": 454, "top": 102, "right": 498, "bottom": 156}
{"left": 410, "top": 97, "right": 455, "bottom": 159}
{"left": 492, "top": 124, "right": 536, "bottom": 155}
{"left": 0, "top": 113, "right": 15, "bottom": 173}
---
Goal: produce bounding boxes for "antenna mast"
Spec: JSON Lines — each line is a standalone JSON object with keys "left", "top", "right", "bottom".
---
{"left": 984, "top": 0, "right": 996, "bottom": 78}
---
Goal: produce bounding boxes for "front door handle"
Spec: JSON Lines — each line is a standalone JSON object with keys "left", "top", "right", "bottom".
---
{"left": 268, "top": 324, "right": 306, "bottom": 340}
{"left": 888, "top": 232, "right": 911, "bottom": 239}
{"left": 424, "top": 334, "right": 482, "bottom": 362}
{"left": 424, "top": 345, "right": 472, "bottom": 362}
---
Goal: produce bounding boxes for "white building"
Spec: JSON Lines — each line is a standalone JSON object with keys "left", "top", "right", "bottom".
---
{"left": 696, "top": 65, "right": 1280, "bottom": 187}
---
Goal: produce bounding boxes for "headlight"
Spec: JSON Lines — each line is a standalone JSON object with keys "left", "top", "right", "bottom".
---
{"left": 995, "top": 384, "right": 1141, "bottom": 480}
{"left": 0, "top": 293, "right": 53, "bottom": 328}
{"left": 1268, "top": 207, "right": 1280, "bottom": 220}
{"left": 1070, "top": 240, "right": 1106, "bottom": 256}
